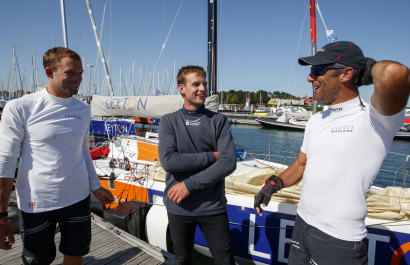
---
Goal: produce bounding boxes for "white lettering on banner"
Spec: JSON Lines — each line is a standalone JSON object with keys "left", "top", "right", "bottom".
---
{"left": 104, "top": 122, "right": 112, "bottom": 133}
{"left": 248, "top": 214, "right": 271, "bottom": 259}
{"left": 103, "top": 122, "right": 131, "bottom": 135}
{"left": 278, "top": 219, "right": 294, "bottom": 263}
{"left": 367, "top": 233, "right": 390, "bottom": 265}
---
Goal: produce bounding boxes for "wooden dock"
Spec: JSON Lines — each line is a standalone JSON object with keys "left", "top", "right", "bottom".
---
{"left": 0, "top": 213, "right": 174, "bottom": 265}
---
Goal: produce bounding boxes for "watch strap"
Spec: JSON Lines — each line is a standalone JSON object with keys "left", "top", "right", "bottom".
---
{"left": 0, "top": 211, "right": 8, "bottom": 218}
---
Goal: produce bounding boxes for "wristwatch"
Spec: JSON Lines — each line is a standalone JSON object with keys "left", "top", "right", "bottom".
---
{"left": 0, "top": 211, "right": 8, "bottom": 218}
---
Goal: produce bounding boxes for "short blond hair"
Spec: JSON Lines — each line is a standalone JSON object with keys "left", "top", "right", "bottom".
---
{"left": 43, "top": 47, "right": 81, "bottom": 70}
{"left": 177, "top": 66, "right": 206, "bottom": 86}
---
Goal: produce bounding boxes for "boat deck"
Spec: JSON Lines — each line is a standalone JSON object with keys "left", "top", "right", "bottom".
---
{"left": 0, "top": 213, "right": 174, "bottom": 265}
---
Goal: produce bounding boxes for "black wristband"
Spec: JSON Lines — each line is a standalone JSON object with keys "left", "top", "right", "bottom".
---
{"left": 0, "top": 211, "right": 8, "bottom": 218}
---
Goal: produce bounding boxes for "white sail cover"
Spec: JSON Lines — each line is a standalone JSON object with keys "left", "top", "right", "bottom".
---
{"left": 91, "top": 94, "right": 219, "bottom": 118}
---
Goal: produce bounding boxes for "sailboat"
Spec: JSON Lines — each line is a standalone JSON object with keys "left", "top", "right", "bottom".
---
{"left": 254, "top": 92, "right": 271, "bottom": 115}
{"left": 86, "top": 1, "right": 410, "bottom": 264}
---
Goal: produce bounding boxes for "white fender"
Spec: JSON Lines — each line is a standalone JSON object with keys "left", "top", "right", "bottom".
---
{"left": 146, "top": 197, "right": 168, "bottom": 251}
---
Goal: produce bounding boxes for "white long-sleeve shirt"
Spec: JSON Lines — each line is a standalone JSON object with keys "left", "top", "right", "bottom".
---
{"left": 0, "top": 88, "right": 101, "bottom": 213}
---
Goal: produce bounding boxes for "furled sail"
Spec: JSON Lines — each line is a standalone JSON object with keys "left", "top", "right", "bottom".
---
{"left": 91, "top": 94, "right": 219, "bottom": 119}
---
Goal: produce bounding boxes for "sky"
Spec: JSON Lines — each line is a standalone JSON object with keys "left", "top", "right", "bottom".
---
{"left": 1, "top": 0, "right": 410, "bottom": 106}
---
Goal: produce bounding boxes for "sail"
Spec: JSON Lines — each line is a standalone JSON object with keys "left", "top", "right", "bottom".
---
{"left": 91, "top": 94, "right": 219, "bottom": 119}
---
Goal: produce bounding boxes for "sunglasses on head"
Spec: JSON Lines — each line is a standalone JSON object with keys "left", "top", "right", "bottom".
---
{"left": 310, "top": 65, "right": 346, "bottom": 76}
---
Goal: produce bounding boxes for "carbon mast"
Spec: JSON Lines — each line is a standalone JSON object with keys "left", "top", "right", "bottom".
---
{"left": 208, "top": 0, "right": 217, "bottom": 96}
{"left": 309, "top": 0, "right": 318, "bottom": 114}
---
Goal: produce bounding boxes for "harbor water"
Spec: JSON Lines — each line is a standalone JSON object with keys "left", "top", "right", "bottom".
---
{"left": 230, "top": 124, "right": 410, "bottom": 189}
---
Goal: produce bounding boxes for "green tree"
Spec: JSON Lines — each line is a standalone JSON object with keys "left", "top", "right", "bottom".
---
{"left": 230, "top": 94, "right": 239, "bottom": 104}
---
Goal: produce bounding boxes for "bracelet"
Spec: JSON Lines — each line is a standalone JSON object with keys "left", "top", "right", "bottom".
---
{"left": 0, "top": 211, "right": 8, "bottom": 218}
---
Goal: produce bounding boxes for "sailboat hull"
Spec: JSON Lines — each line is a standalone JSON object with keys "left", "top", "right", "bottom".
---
{"left": 92, "top": 176, "right": 410, "bottom": 265}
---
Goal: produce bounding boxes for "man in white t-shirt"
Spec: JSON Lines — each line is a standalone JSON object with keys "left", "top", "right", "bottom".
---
{"left": 254, "top": 41, "right": 410, "bottom": 265}
{"left": 0, "top": 47, "right": 114, "bottom": 265}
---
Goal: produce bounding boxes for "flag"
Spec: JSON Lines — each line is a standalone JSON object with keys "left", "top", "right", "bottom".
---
{"left": 326, "top": 30, "right": 337, "bottom": 43}
{"left": 156, "top": 89, "right": 164, "bottom": 96}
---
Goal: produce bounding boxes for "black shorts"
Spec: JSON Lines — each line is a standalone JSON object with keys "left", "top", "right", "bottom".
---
{"left": 288, "top": 215, "right": 368, "bottom": 265}
{"left": 20, "top": 196, "right": 91, "bottom": 265}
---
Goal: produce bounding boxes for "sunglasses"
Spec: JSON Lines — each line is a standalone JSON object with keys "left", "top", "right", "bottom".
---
{"left": 310, "top": 66, "right": 346, "bottom": 76}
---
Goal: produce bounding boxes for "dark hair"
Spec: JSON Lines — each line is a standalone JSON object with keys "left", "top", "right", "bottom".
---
{"left": 177, "top": 65, "right": 206, "bottom": 86}
{"left": 43, "top": 47, "right": 81, "bottom": 70}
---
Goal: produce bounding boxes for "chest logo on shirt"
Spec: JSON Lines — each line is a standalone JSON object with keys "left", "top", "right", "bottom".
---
{"left": 185, "top": 118, "right": 201, "bottom": 126}
{"left": 331, "top": 124, "right": 354, "bottom": 133}
{"left": 65, "top": 114, "right": 83, "bottom": 120}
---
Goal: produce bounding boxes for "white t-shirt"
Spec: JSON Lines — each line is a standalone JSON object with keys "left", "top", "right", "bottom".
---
{"left": 298, "top": 97, "right": 404, "bottom": 241}
{"left": 0, "top": 88, "right": 101, "bottom": 213}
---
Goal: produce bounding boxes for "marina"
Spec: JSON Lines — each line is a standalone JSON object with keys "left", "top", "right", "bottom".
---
{"left": 1, "top": 1, "right": 410, "bottom": 264}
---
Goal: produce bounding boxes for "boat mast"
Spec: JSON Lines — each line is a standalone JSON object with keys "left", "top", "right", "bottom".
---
{"left": 60, "top": 0, "right": 68, "bottom": 48}
{"left": 207, "top": 0, "right": 217, "bottom": 96}
{"left": 309, "top": 0, "right": 317, "bottom": 56}
{"left": 85, "top": 0, "right": 114, "bottom": 96}
{"left": 309, "top": 0, "right": 318, "bottom": 114}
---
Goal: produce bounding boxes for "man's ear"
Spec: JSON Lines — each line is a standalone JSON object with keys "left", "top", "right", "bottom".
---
{"left": 340, "top": 67, "right": 354, "bottom": 83}
{"left": 45, "top": 67, "right": 54, "bottom": 78}
{"left": 178, "top": 84, "right": 185, "bottom": 95}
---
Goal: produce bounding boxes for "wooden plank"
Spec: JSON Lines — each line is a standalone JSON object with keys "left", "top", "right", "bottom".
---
{"left": 109, "top": 251, "right": 153, "bottom": 265}
{"left": 87, "top": 243, "right": 143, "bottom": 265}
{"left": 1, "top": 214, "right": 174, "bottom": 265}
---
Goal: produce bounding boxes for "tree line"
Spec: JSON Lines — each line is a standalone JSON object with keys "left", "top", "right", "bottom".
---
{"left": 217, "top": 90, "right": 301, "bottom": 106}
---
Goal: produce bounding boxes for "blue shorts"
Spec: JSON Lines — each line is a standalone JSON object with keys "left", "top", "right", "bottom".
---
{"left": 288, "top": 215, "right": 368, "bottom": 265}
{"left": 19, "top": 196, "right": 91, "bottom": 265}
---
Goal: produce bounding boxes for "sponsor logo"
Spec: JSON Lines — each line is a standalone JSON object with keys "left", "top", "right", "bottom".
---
{"left": 331, "top": 125, "right": 354, "bottom": 133}
{"left": 330, "top": 107, "right": 343, "bottom": 112}
{"left": 65, "top": 114, "right": 83, "bottom": 120}
{"left": 185, "top": 118, "right": 201, "bottom": 126}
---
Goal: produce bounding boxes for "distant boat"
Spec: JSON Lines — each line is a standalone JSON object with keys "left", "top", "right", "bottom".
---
{"left": 395, "top": 122, "right": 410, "bottom": 140}
{"left": 256, "top": 116, "right": 306, "bottom": 131}
{"left": 258, "top": 113, "right": 410, "bottom": 141}
{"left": 256, "top": 110, "right": 310, "bottom": 131}
{"left": 394, "top": 131, "right": 410, "bottom": 140}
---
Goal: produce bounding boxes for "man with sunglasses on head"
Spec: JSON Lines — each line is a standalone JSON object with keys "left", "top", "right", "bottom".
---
{"left": 254, "top": 41, "right": 410, "bottom": 264}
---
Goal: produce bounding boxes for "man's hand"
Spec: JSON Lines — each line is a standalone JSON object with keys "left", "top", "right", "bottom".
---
{"left": 254, "top": 175, "right": 284, "bottom": 217}
{"left": 213, "top": 151, "right": 219, "bottom": 160}
{"left": 168, "top": 182, "right": 190, "bottom": 204}
{"left": 0, "top": 218, "right": 15, "bottom": 250}
{"left": 357, "top": 57, "right": 377, "bottom": 86}
{"left": 93, "top": 187, "right": 114, "bottom": 207}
